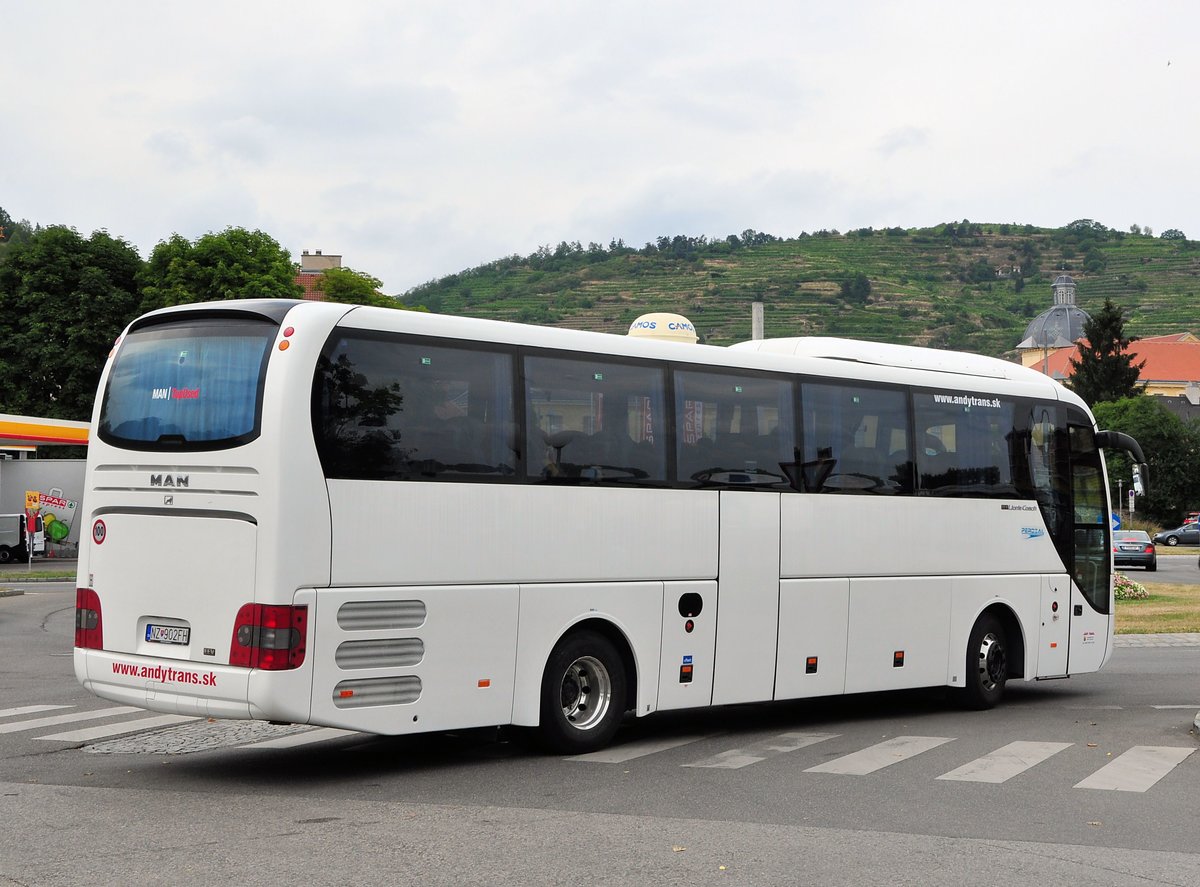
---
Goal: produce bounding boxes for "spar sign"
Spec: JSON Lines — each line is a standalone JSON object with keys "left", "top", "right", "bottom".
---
{"left": 37, "top": 488, "right": 78, "bottom": 543}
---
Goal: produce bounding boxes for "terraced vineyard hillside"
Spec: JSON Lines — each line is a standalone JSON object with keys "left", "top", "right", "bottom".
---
{"left": 402, "top": 221, "right": 1200, "bottom": 358}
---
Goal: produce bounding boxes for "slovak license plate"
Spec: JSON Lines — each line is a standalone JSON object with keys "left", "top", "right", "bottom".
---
{"left": 145, "top": 624, "right": 190, "bottom": 645}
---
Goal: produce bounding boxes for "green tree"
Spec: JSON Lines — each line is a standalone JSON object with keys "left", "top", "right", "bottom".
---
{"left": 839, "top": 272, "right": 871, "bottom": 304}
{"left": 1092, "top": 397, "right": 1200, "bottom": 526}
{"left": 138, "top": 227, "right": 299, "bottom": 311}
{"left": 1067, "top": 298, "right": 1144, "bottom": 406}
{"left": 0, "top": 226, "right": 143, "bottom": 420}
{"left": 305, "top": 266, "right": 428, "bottom": 310}
{"left": 0, "top": 206, "right": 37, "bottom": 263}
{"left": 315, "top": 267, "right": 397, "bottom": 307}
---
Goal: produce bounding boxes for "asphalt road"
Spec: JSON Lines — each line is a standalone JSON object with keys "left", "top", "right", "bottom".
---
{"left": 1, "top": 581, "right": 1198, "bottom": 886}
{"left": 1126, "top": 548, "right": 1200, "bottom": 583}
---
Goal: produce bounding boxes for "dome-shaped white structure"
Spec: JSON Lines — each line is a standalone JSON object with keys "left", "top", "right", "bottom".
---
{"left": 627, "top": 313, "right": 698, "bottom": 344}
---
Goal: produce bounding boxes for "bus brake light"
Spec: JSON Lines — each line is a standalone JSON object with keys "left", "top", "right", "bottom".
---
{"left": 229, "top": 603, "right": 307, "bottom": 670}
{"left": 75, "top": 588, "right": 103, "bottom": 650}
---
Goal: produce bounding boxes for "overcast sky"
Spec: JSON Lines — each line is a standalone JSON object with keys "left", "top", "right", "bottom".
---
{"left": 5, "top": 3, "right": 1197, "bottom": 295}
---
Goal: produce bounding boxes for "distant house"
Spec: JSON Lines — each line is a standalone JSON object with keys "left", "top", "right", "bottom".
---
{"left": 1014, "top": 274, "right": 1200, "bottom": 418}
{"left": 295, "top": 249, "right": 342, "bottom": 301}
{"left": 1036, "top": 333, "right": 1200, "bottom": 419}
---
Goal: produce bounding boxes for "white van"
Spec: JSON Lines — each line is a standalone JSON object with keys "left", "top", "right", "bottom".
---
{"left": 0, "top": 513, "right": 45, "bottom": 563}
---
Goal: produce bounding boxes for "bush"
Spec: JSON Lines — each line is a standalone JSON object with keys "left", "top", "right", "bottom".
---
{"left": 1114, "top": 572, "right": 1150, "bottom": 600}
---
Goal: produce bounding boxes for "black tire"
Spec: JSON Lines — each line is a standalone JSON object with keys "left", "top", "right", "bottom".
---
{"left": 538, "top": 630, "right": 627, "bottom": 754}
{"left": 1165, "top": 536, "right": 1179, "bottom": 546}
{"left": 1146, "top": 561, "right": 1157, "bottom": 572}
{"left": 0, "top": 546, "right": 11, "bottom": 564}
{"left": 957, "top": 613, "right": 1008, "bottom": 710}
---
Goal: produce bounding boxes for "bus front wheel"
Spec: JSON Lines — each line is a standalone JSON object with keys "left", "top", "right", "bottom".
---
{"left": 958, "top": 614, "right": 1007, "bottom": 710}
{"left": 538, "top": 630, "right": 627, "bottom": 754}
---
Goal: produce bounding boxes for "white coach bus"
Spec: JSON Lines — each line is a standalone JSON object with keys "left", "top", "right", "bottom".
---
{"left": 74, "top": 299, "right": 1146, "bottom": 753}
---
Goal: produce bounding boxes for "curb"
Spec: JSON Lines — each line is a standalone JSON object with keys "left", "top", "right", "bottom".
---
{"left": 0, "top": 589, "right": 25, "bottom": 598}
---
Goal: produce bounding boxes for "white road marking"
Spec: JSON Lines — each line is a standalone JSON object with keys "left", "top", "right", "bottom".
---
{"left": 1150, "top": 705, "right": 1200, "bottom": 710}
{"left": 1074, "top": 746, "right": 1195, "bottom": 792}
{"left": 937, "top": 741, "right": 1073, "bottom": 783}
{"left": 805, "top": 735, "right": 954, "bottom": 775}
{"left": 682, "top": 732, "right": 840, "bottom": 770}
{"left": 0, "top": 706, "right": 140, "bottom": 735}
{"left": 0, "top": 704, "right": 72, "bottom": 719}
{"left": 36, "top": 714, "right": 197, "bottom": 742}
{"left": 567, "top": 734, "right": 712, "bottom": 763}
{"left": 238, "top": 727, "right": 360, "bottom": 749}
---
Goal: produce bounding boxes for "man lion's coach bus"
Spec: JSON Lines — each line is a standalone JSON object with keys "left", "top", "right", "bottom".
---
{"left": 73, "top": 300, "right": 1146, "bottom": 753}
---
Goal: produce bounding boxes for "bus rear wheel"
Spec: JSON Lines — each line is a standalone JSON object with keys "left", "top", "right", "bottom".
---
{"left": 958, "top": 614, "right": 1008, "bottom": 710}
{"left": 538, "top": 630, "right": 626, "bottom": 754}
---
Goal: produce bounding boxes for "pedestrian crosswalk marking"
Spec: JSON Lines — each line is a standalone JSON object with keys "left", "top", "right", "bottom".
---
{"left": 805, "top": 735, "right": 954, "bottom": 775}
{"left": 36, "top": 714, "right": 198, "bottom": 743}
{"left": 568, "top": 733, "right": 712, "bottom": 763}
{"left": 937, "top": 741, "right": 1072, "bottom": 783}
{"left": 683, "top": 732, "right": 840, "bottom": 770}
{"left": 0, "top": 704, "right": 72, "bottom": 720}
{"left": 1074, "top": 745, "right": 1195, "bottom": 792}
{"left": 0, "top": 706, "right": 140, "bottom": 735}
{"left": 3, "top": 698, "right": 1195, "bottom": 796}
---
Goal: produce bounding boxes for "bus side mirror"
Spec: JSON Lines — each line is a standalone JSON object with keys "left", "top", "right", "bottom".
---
{"left": 1132, "top": 464, "right": 1147, "bottom": 497}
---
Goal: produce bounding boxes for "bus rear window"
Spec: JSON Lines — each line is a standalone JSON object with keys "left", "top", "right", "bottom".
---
{"left": 98, "top": 317, "right": 276, "bottom": 450}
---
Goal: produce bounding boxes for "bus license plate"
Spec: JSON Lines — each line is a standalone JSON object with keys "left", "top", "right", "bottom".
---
{"left": 146, "top": 624, "right": 190, "bottom": 645}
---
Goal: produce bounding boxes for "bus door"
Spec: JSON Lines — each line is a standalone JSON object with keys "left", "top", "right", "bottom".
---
{"left": 1029, "top": 406, "right": 1070, "bottom": 676}
{"left": 1030, "top": 407, "right": 1111, "bottom": 676}
{"left": 1066, "top": 421, "right": 1111, "bottom": 673}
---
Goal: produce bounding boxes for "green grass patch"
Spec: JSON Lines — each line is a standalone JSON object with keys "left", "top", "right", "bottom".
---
{"left": 1116, "top": 580, "right": 1200, "bottom": 633}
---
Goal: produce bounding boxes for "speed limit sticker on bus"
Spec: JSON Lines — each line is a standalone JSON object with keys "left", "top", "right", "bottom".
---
{"left": 92, "top": 519, "right": 106, "bottom": 545}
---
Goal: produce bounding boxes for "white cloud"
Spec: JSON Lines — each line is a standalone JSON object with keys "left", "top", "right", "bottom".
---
{"left": 4, "top": 1, "right": 1199, "bottom": 294}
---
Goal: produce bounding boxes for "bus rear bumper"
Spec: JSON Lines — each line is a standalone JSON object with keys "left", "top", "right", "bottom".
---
{"left": 75, "top": 648, "right": 253, "bottom": 720}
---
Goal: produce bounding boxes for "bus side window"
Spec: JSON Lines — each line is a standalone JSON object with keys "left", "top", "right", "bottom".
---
{"left": 525, "top": 354, "right": 667, "bottom": 485}
{"left": 313, "top": 336, "right": 515, "bottom": 481}
{"left": 801, "top": 382, "right": 909, "bottom": 494}
{"left": 674, "top": 369, "right": 794, "bottom": 489}
{"left": 913, "top": 393, "right": 1017, "bottom": 499}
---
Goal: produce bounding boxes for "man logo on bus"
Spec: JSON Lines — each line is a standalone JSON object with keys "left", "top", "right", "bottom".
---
{"left": 150, "top": 475, "right": 189, "bottom": 488}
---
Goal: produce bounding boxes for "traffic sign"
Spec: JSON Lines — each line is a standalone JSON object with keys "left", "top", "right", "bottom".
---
{"left": 1111, "top": 512, "right": 1121, "bottom": 531}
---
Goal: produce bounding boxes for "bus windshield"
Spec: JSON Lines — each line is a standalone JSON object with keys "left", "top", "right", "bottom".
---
{"left": 98, "top": 316, "right": 276, "bottom": 450}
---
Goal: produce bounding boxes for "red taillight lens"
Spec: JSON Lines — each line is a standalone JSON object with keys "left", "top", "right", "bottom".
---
{"left": 229, "top": 603, "right": 307, "bottom": 670}
{"left": 1145, "top": 544, "right": 1154, "bottom": 553}
{"left": 75, "top": 588, "right": 103, "bottom": 649}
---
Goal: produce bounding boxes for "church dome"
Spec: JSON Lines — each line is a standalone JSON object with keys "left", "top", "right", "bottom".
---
{"left": 1017, "top": 303, "right": 1091, "bottom": 350}
{"left": 1016, "top": 273, "right": 1090, "bottom": 351}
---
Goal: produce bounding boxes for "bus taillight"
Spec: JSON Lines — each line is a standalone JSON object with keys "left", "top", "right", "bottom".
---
{"left": 75, "top": 588, "right": 103, "bottom": 649}
{"left": 229, "top": 604, "right": 307, "bottom": 670}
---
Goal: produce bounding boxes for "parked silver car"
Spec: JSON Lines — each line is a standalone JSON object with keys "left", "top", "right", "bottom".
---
{"left": 1112, "top": 530, "right": 1157, "bottom": 571}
